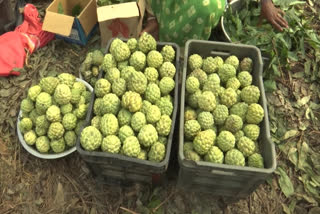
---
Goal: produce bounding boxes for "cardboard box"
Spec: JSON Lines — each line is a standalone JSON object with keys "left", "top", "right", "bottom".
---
{"left": 43, "top": 0, "right": 98, "bottom": 45}
{"left": 97, "top": 0, "right": 145, "bottom": 48}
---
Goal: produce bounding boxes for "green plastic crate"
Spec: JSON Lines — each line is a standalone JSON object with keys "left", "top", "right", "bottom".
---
{"left": 177, "top": 40, "right": 276, "bottom": 197}
{"left": 76, "top": 38, "right": 180, "bottom": 185}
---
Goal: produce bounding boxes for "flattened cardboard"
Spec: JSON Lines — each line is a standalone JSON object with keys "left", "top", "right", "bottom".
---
{"left": 97, "top": 2, "right": 139, "bottom": 22}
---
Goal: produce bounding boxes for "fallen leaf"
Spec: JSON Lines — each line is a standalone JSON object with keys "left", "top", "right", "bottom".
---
{"left": 282, "top": 130, "right": 299, "bottom": 140}
{"left": 275, "top": 167, "right": 295, "bottom": 197}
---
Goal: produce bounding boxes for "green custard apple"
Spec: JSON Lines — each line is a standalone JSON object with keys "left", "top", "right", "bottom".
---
{"left": 102, "top": 135, "right": 121, "bottom": 154}
{"left": 148, "top": 142, "right": 166, "bottom": 162}
{"left": 80, "top": 126, "right": 102, "bottom": 151}
{"left": 225, "top": 149, "right": 245, "bottom": 166}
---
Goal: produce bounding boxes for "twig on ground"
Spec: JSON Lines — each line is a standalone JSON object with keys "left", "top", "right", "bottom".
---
{"left": 119, "top": 206, "right": 139, "bottom": 214}
{"left": 152, "top": 190, "right": 176, "bottom": 213}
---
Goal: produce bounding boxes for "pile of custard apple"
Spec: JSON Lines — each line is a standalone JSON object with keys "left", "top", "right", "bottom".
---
{"left": 183, "top": 54, "right": 265, "bottom": 168}
{"left": 80, "top": 32, "right": 176, "bottom": 163}
{"left": 18, "top": 73, "right": 92, "bottom": 154}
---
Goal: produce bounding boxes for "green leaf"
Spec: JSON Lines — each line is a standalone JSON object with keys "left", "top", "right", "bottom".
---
{"left": 288, "top": 147, "right": 298, "bottom": 166}
{"left": 282, "top": 130, "right": 299, "bottom": 140}
{"left": 264, "top": 80, "right": 277, "bottom": 92}
{"left": 297, "top": 95, "right": 311, "bottom": 107}
{"left": 58, "top": 2, "right": 64, "bottom": 14}
{"left": 275, "top": 167, "right": 295, "bottom": 197}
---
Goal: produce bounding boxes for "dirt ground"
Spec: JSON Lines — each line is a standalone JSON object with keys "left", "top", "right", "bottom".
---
{"left": 0, "top": 0, "right": 319, "bottom": 214}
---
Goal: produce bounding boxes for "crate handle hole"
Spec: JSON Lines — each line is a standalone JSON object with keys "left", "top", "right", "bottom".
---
{"left": 211, "top": 170, "right": 236, "bottom": 176}
{"left": 210, "top": 51, "right": 231, "bottom": 57}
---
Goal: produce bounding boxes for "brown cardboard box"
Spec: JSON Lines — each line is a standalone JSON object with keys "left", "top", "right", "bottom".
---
{"left": 97, "top": 0, "right": 145, "bottom": 48}
{"left": 42, "top": 0, "right": 98, "bottom": 45}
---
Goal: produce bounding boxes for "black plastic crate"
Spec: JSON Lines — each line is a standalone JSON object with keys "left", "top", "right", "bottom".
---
{"left": 177, "top": 40, "right": 276, "bottom": 197}
{"left": 76, "top": 38, "right": 180, "bottom": 185}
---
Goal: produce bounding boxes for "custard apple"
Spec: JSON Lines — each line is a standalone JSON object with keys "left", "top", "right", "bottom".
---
{"left": 100, "top": 114, "right": 119, "bottom": 136}
{"left": 218, "top": 64, "right": 236, "bottom": 83}
{"left": 161, "top": 45, "right": 175, "bottom": 62}
{"left": 159, "top": 62, "right": 176, "bottom": 78}
{"left": 234, "top": 130, "right": 245, "bottom": 142}
{"left": 220, "top": 88, "right": 237, "bottom": 108}
{"left": 138, "top": 32, "right": 157, "bottom": 53}
{"left": 35, "top": 92, "right": 52, "bottom": 114}
{"left": 73, "top": 82, "right": 86, "bottom": 94}
{"left": 121, "top": 91, "right": 142, "bottom": 112}
{"left": 39, "top": 77, "right": 59, "bottom": 95}
{"left": 198, "top": 91, "right": 216, "bottom": 111}
{"left": 156, "top": 115, "right": 172, "bottom": 136}
{"left": 82, "top": 91, "right": 91, "bottom": 103}
{"left": 128, "top": 71, "right": 147, "bottom": 94}
{"left": 145, "top": 83, "right": 161, "bottom": 104}
{"left": 248, "top": 153, "right": 264, "bottom": 168}
{"left": 105, "top": 67, "right": 120, "bottom": 84}
{"left": 187, "top": 89, "right": 201, "bottom": 109}
{"left": 28, "top": 85, "right": 41, "bottom": 101}
{"left": 112, "top": 78, "right": 126, "bottom": 97}
{"left": 225, "top": 115, "right": 243, "bottom": 133}
{"left": 225, "top": 149, "right": 245, "bottom": 166}
{"left": 70, "top": 88, "right": 81, "bottom": 105}
{"left": 183, "top": 142, "right": 194, "bottom": 152}
{"left": 193, "top": 129, "right": 216, "bottom": 155}
{"left": 243, "top": 124, "right": 260, "bottom": 141}
{"left": 102, "top": 93, "right": 120, "bottom": 115}
{"left": 159, "top": 77, "right": 175, "bottom": 95}
{"left": 118, "top": 108, "right": 132, "bottom": 127}
{"left": 146, "top": 105, "right": 161, "bottom": 123}
{"left": 148, "top": 142, "right": 165, "bottom": 162}
{"left": 241, "top": 85, "right": 260, "bottom": 104}
{"left": 144, "top": 67, "right": 159, "bottom": 82}
{"left": 208, "top": 73, "right": 221, "bottom": 84}
{"left": 54, "top": 84, "right": 71, "bottom": 105}
{"left": 35, "top": 126, "right": 47, "bottom": 136}
{"left": 156, "top": 97, "right": 173, "bottom": 116}
{"left": 188, "top": 54, "right": 203, "bottom": 71}
{"left": 203, "top": 80, "right": 221, "bottom": 97}
{"left": 138, "top": 124, "right": 158, "bottom": 147}
{"left": 46, "top": 105, "right": 61, "bottom": 122}
{"left": 102, "top": 135, "right": 121, "bottom": 153}
{"left": 129, "top": 51, "right": 146, "bottom": 71}
{"left": 64, "top": 131, "right": 76, "bottom": 147}
{"left": 122, "top": 136, "right": 141, "bottom": 157}
{"left": 118, "top": 125, "right": 135, "bottom": 142}
{"left": 29, "top": 109, "right": 39, "bottom": 124}
{"left": 216, "top": 131, "right": 235, "bottom": 152}
{"left": 118, "top": 61, "right": 129, "bottom": 71}
{"left": 110, "top": 38, "right": 124, "bottom": 55}
{"left": 226, "top": 77, "right": 241, "bottom": 90}
{"left": 230, "top": 102, "right": 248, "bottom": 120}
{"left": 246, "top": 103, "right": 264, "bottom": 124}
{"left": 58, "top": 73, "right": 75, "bottom": 88}
{"left": 75, "top": 120, "right": 86, "bottom": 136}
{"left": 131, "top": 112, "right": 146, "bottom": 132}
{"left": 48, "top": 122, "right": 65, "bottom": 140}
{"left": 184, "top": 119, "right": 201, "bottom": 139}
{"left": 20, "top": 98, "right": 34, "bottom": 113}
{"left": 137, "top": 149, "right": 148, "bottom": 160}
{"left": 24, "top": 130, "right": 37, "bottom": 145}
{"left": 36, "top": 115, "right": 50, "bottom": 129}
{"left": 121, "top": 66, "right": 135, "bottom": 81}
{"left": 50, "top": 138, "right": 66, "bottom": 153}
{"left": 147, "top": 50, "right": 163, "bottom": 68}
{"left": 202, "top": 56, "right": 218, "bottom": 74}
{"left": 212, "top": 104, "right": 229, "bottom": 125}
{"left": 158, "top": 136, "right": 167, "bottom": 145}
{"left": 91, "top": 116, "right": 101, "bottom": 129}
{"left": 184, "top": 150, "right": 201, "bottom": 161}
{"left": 62, "top": 113, "right": 77, "bottom": 130}
{"left": 80, "top": 126, "right": 102, "bottom": 151}
{"left": 184, "top": 107, "right": 197, "bottom": 121}
{"left": 113, "top": 42, "right": 131, "bottom": 62}
{"left": 237, "top": 136, "right": 256, "bottom": 157}
{"left": 240, "top": 57, "right": 253, "bottom": 72}
{"left": 204, "top": 146, "right": 224, "bottom": 164}
{"left": 102, "top": 53, "right": 117, "bottom": 71}
{"left": 238, "top": 71, "right": 252, "bottom": 88}
{"left": 197, "top": 111, "right": 214, "bottom": 130}
{"left": 127, "top": 38, "right": 138, "bottom": 52}
{"left": 19, "top": 118, "right": 33, "bottom": 133}
{"left": 225, "top": 55, "right": 239, "bottom": 70}
{"left": 36, "top": 136, "right": 50, "bottom": 153}
{"left": 93, "top": 98, "right": 104, "bottom": 116}
{"left": 186, "top": 76, "right": 200, "bottom": 94}
{"left": 189, "top": 69, "right": 207, "bottom": 87}
{"left": 73, "top": 104, "right": 88, "bottom": 119}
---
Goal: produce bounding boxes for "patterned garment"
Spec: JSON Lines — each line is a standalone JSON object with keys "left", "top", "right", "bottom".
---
{"left": 149, "top": 0, "right": 226, "bottom": 46}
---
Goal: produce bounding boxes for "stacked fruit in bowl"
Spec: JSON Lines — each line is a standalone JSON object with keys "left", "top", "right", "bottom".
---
{"left": 17, "top": 73, "right": 93, "bottom": 159}
{"left": 183, "top": 55, "right": 265, "bottom": 168}
{"left": 80, "top": 32, "right": 177, "bottom": 163}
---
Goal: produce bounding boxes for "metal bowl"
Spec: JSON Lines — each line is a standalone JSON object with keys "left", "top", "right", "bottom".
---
{"left": 17, "top": 78, "right": 93, "bottom": 159}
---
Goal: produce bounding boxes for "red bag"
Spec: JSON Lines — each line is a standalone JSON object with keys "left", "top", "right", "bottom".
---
{"left": 0, "top": 4, "right": 55, "bottom": 77}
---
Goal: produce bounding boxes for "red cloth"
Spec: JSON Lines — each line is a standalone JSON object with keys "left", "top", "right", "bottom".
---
{"left": 0, "top": 4, "right": 55, "bottom": 77}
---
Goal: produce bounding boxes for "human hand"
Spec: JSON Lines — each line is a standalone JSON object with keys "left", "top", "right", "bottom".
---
{"left": 140, "top": 18, "right": 159, "bottom": 40}
{"left": 260, "top": 0, "right": 289, "bottom": 31}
